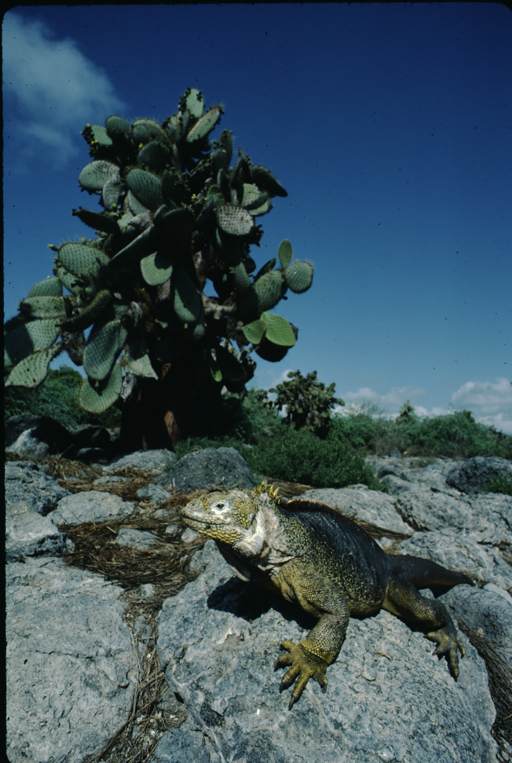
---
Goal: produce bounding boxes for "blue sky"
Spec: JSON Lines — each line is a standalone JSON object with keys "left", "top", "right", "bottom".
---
{"left": 3, "top": 4, "right": 512, "bottom": 433}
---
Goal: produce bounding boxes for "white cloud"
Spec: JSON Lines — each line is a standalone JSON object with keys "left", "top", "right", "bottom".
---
{"left": 3, "top": 11, "right": 126, "bottom": 168}
{"left": 451, "top": 377, "right": 512, "bottom": 434}
{"left": 341, "top": 385, "right": 426, "bottom": 411}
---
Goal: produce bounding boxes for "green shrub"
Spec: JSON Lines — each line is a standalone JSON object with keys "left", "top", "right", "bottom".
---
{"left": 4, "top": 366, "right": 121, "bottom": 429}
{"left": 481, "top": 476, "right": 512, "bottom": 496}
{"left": 329, "top": 407, "right": 512, "bottom": 459}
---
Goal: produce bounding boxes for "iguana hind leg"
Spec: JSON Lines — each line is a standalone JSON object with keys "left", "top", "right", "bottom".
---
{"left": 383, "top": 578, "right": 465, "bottom": 679}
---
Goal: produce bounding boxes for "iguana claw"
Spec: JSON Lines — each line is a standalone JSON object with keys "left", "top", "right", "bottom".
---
{"left": 275, "top": 639, "right": 329, "bottom": 709}
{"left": 425, "top": 627, "right": 465, "bottom": 680}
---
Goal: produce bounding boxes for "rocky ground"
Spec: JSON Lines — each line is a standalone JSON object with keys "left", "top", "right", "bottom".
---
{"left": 5, "top": 420, "right": 512, "bottom": 763}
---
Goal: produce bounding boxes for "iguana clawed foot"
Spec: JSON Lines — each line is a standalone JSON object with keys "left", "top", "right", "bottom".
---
{"left": 425, "top": 626, "right": 465, "bottom": 680}
{"left": 275, "top": 639, "right": 329, "bottom": 709}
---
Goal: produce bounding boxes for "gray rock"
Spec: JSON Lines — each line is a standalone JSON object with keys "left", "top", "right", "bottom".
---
{"left": 446, "top": 456, "right": 512, "bottom": 494}
{"left": 398, "top": 529, "right": 512, "bottom": 594}
{"left": 6, "top": 501, "right": 74, "bottom": 562}
{"left": 5, "top": 413, "right": 44, "bottom": 446}
{"left": 6, "top": 428, "right": 52, "bottom": 460}
{"left": 105, "top": 449, "right": 177, "bottom": 475}
{"left": 300, "top": 487, "right": 412, "bottom": 536}
{"left": 157, "top": 447, "right": 255, "bottom": 492}
{"left": 50, "top": 490, "right": 134, "bottom": 526}
{"left": 94, "top": 475, "right": 130, "bottom": 485}
{"left": 155, "top": 542, "right": 497, "bottom": 763}
{"left": 441, "top": 584, "right": 512, "bottom": 671}
{"left": 6, "top": 557, "right": 136, "bottom": 763}
{"left": 395, "top": 487, "right": 512, "bottom": 545}
{"left": 5, "top": 461, "right": 71, "bottom": 514}
{"left": 115, "top": 527, "right": 160, "bottom": 549}
{"left": 137, "top": 483, "right": 172, "bottom": 503}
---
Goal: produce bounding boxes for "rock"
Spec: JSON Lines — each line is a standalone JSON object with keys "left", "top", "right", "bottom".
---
{"left": 300, "top": 486, "right": 412, "bottom": 536}
{"left": 50, "top": 491, "right": 134, "bottom": 526}
{"left": 395, "top": 487, "right": 512, "bottom": 545}
{"left": 154, "top": 542, "right": 497, "bottom": 763}
{"left": 6, "top": 501, "right": 74, "bottom": 562}
{"left": 441, "top": 584, "right": 512, "bottom": 671}
{"left": 72, "top": 425, "right": 111, "bottom": 452}
{"left": 105, "top": 449, "right": 177, "bottom": 475}
{"left": 115, "top": 528, "right": 160, "bottom": 549}
{"left": 398, "top": 529, "right": 512, "bottom": 594}
{"left": 6, "top": 557, "right": 136, "bottom": 763}
{"left": 5, "top": 461, "right": 71, "bottom": 514}
{"left": 446, "top": 456, "right": 512, "bottom": 494}
{"left": 5, "top": 415, "right": 113, "bottom": 462}
{"left": 6, "top": 428, "right": 53, "bottom": 460}
{"left": 5, "top": 413, "right": 44, "bottom": 446}
{"left": 136, "top": 484, "right": 172, "bottom": 503}
{"left": 156, "top": 447, "right": 255, "bottom": 493}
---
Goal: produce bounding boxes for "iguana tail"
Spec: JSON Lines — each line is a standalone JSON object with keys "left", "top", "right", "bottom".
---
{"left": 387, "top": 554, "right": 473, "bottom": 589}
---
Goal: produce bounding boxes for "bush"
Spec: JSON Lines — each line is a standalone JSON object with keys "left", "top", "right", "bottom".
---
{"left": 4, "top": 366, "right": 121, "bottom": 429}
{"left": 482, "top": 476, "right": 512, "bottom": 496}
{"left": 329, "top": 407, "right": 512, "bottom": 459}
{"left": 243, "top": 426, "right": 384, "bottom": 489}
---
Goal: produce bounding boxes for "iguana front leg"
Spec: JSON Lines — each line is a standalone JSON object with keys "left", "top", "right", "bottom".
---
{"left": 274, "top": 598, "right": 350, "bottom": 709}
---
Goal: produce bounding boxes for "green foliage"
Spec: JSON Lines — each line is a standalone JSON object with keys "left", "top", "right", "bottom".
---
{"left": 481, "top": 476, "right": 512, "bottom": 496}
{"left": 4, "top": 366, "right": 121, "bottom": 429}
{"left": 397, "top": 399, "right": 418, "bottom": 424}
{"left": 4, "top": 88, "right": 314, "bottom": 425}
{"left": 266, "top": 370, "right": 344, "bottom": 437}
{"left": 243, "top": 427, "right": 385, "bottom": 490}
{"left": 329, "top": 407, "right": 512, "bottom": 459}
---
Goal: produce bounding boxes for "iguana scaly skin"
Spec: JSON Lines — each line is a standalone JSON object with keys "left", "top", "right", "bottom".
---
{"left": 182, "top": 488, "right": 472, "bottom": 709}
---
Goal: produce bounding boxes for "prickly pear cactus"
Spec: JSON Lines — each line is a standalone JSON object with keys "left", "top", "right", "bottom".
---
{"left": 268, "top": 370, "right": 344, "bottom": 437}
{"left": 4, "top": 88, "right": 314, "bottom": 441}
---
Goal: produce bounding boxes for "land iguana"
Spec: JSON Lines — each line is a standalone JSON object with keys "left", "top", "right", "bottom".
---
{"left": 182, "top": 487, "right": 473, "bottom": 709}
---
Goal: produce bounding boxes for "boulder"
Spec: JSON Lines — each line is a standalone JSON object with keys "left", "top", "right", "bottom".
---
{"left": 6, "top": 558, "right": 136, "bottom": 763}
{"left": 6, "top": 501, "right": 74, "bottom": 562}
{"left": 154, "top": 542, "right": 497, "bottom": 763}
{"left": 446, "top": 456, "right": 512, "bottom": 494}
{"left": 5, "top": 460, "right": 71, "bottom": 514}
{"left": 50, "top": 490, "right": 134, "bottom": 526}
{"left": 156, "top": 447, "right": 255, "bottom": 492}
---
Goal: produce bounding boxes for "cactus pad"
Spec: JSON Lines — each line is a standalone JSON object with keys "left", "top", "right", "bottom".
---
{"left": 79, "top": 161, "right": 121, "bottom": 193}
{"left": 253, "top": 270, "right": 285, "bottom": 312}
{"left": 105, "top": 115, "right": 130, "bottom": 137}
{"left": 27, "top": 278, "right": 63, "bottom": 298}
{"left": 173, "top": 265, "right": 204, "bottom": 326}
{"left": 141, "top": 251, "right": 173, "bottom": 286}
{"left": 284, "top": 260, "right": 314, "bottom": 293}
{"left": 78, "top": 362, "right": 123, "bottom": 413}
{"left": 216, "top": 205, "right": 254, "bottom": 236}
{"left": 5, "top": 346, "right": 60, "bottom": 388}
{"left": 83, "top": 319, "right": 125, "bottom": 380}
{"left": 126, "top": 169, "right": 164, "bottom": 211}
{"left": 58, "top": 243, "right": 110, "bottom": 277}
{"left": 261, "top": 312, "right": 296, "bottom": 346}
{"left": 186, "top": 106, "right": 222, "bottom": 143}
{"left": 20, "top": 296, "right": 71, "bottom": 320}
{"left": 131, "top": 118, "right": 168, "bottom": 145}
{"left": 181, "top": 88, "right": 205, "bottom": 119}
{"left": 278, "top": 239, "right": 293, "bottom": 270}
{"left": 5, "top": 319, "right": 61, "bottom": 366}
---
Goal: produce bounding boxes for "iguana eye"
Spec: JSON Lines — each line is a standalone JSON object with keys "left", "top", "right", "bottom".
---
{"left": 211, "top": 500, "right": 231, "bottom": 515}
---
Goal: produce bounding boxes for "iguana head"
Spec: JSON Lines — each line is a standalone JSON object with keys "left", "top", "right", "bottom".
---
{"left": 182, "top": 488, "right": 287, "bottom": 567}
{"left": 182, "top": 489, "right": 263, "bottom": 546}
